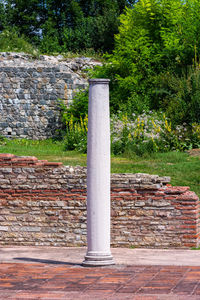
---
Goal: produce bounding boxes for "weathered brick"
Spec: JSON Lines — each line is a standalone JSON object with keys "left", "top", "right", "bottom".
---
{"left": 0, "top": 154, "right": 199, "bottom": 248}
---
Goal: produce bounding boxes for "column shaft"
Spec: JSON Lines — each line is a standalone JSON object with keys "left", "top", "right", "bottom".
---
{"left": 82, "top": 79, "right": 114, "bottom": 266}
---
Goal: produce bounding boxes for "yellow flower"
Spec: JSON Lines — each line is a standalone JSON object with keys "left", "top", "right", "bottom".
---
{"left": 122, "top": 114, "right": 128, "bottom": 125}
{"left": 165, "top": 119, "right": 171, "bottom": 132}
{"left": 80, "top": 116, "right": 84, "bottom": 130}
{"left": 84, "top": 115, "right": 88, "bottom": 132}
{"left": 192, "top": 123, "right": 200, "bottom": 138}
{"left": 152, "top": 120, "right": 160, "bottom": 133}
{"left": 69, "top": 114, "right": 74, "bottom": 131}
{"left": 157, "top": 126, "right": 161, "bottom": 133}
{"left": 77, "top": 123, "right": 81, "bottom": 133}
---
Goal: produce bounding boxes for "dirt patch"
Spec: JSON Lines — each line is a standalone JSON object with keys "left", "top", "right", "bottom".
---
{"left": 187, "top": 149, "right": 200, "bottom": 157}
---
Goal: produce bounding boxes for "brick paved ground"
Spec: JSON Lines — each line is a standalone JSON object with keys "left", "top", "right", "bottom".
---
{"left": 0, "top": 263, "right": 200, "bottom": 299}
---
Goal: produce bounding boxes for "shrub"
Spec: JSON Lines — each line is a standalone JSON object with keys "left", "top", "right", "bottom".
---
{"left": 63, "top": 114, "right": 88, "bottom": 153}
{"left": 60, "top": 110, "right": 200, "bottom": 155}
{"left": 0, "top": 28, "right": 38, "bottom": 56}
{"left": 66, "top": 91, "right": 89, "bottom": 120}
{"left": 91, "top": 0, "right": 200, "bottom": 123}
{"left": 156, "top": 66, "right": 200, "bottom": 125}
{"left": 192, "top": 123, "right": 200, "bottom": 148}
{"left": 111, "top": 112, "right": 200, "bottom": 156}
{"left": 56, "top": 93, "right": 88, "bottom": 139}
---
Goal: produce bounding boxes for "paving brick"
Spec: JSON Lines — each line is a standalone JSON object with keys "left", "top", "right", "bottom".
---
{"left": 1, "top": 263, "right": 200, "bottom": 299}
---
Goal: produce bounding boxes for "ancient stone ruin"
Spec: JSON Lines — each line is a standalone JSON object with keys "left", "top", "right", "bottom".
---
{"left": 0, "top": 153, "right": 199, "bottom": 249}
{"left": 0, "top": 52, "right": 101, "bottom": 139}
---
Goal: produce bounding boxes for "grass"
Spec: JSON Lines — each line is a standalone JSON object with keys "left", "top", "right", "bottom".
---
{"left": 0, "top": 138, "right": 199, "bottom": 197}
{"left": 0, "top": 138, "right": 87, "bottom": 165}
{"left": 111, "top": 152, "right": 200, "bottom": 196}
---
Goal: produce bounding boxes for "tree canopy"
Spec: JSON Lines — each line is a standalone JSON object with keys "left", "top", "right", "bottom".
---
{"left": 94, "top": 0, "right": 200, "bottom": 124}
{"left": 0, "top": 0, "right": 136, "bottom": 53}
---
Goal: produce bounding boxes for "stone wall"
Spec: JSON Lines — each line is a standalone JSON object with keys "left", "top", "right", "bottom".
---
{"left": 0, "top": 153, "right": 199, "bottom": 248}
{"left": 0, "top": 52, "right": 100, "bottom": 139}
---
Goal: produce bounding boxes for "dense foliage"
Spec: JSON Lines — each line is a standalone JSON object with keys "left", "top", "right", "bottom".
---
{"left": 0, "top": 0, "right": 135, "bottom": 53}
{"left": 59, "top": 110, "right": 200, "bottom": 155}
{"left": 0, "top": 28, "right": 38, "bottom": 55}
{"left": 92, "top": 0, "right": 200, "bottom": 126}
{"left": 59, "top": 0, "right": 200, "bottom": 155}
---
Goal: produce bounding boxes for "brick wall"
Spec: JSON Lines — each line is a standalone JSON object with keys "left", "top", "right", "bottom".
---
{"left": 0, "top": 153, "right": 199, "bottom": 248}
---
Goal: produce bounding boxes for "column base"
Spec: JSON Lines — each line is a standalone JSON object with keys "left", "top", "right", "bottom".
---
{"left": 82, "top": 252, "right": 115, "bottom": 267}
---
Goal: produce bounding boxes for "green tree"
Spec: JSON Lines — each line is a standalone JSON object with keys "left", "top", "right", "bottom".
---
{"left": 0, "top": 2, "right": 7, "bottom": 31}
{"left": 95, "top": 0, "right": 200, "bottom": 122}
{"left": 4, "top": 0, "right": 42, "bottom": 41}
{"left": 1, "top": 0, "right": 136, "bottom": 53}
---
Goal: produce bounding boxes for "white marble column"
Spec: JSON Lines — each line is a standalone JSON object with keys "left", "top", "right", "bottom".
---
{"left": 82, "top": 79, "right": 114, "bottom": 266}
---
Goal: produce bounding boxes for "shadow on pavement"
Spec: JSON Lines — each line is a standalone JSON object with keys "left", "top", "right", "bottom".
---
{"left": 14, "top": 257, "right": 82, "bottom": 266}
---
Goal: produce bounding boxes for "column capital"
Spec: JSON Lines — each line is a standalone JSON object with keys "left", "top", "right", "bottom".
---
{"left": 89, "top": 78, "right": 110, "bottom": 84}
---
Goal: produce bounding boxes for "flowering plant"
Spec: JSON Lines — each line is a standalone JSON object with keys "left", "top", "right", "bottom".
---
{"left": 64, "top": 114, "right": 88, "bottom": 153}
{"left": 111, "top": 111, "right": 200, "bottom": 155}
{"left": 62, "top": 110, "right": 199, "bottom": 155}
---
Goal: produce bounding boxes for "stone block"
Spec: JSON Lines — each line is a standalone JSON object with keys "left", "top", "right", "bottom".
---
{"left": 0, "top": 226, "right": 9, "bottom": 231}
